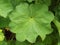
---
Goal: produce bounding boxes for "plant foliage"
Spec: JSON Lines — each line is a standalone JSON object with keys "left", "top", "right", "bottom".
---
{"left": 0, "top": 0, "right": 60, "bottom": 45}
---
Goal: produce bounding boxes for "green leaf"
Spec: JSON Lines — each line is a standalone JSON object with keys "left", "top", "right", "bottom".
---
{"left": 53, "top": 3, "right": 60, "bottom": 36}
{"left": 27, "top": 0, "right": 33, "bottom": 2}
{"left": 11, "top": 0, "right": 26, "bottom": 6}
{"left": 54, "top": 3, "right": 60, "bottom": 22}
{"left": 0, "top": 16, "right": 10, "bottom": 28}
{"left": 0, "top": 41, "right": 7, "bottom": 45}
{"left": 0, "top": 32, "right": 5, "bottom": 41}
{"left": 0, "top": 29, "right": 5, "bottom": 41}
{"left": 53, "top": 19, "right": 60, "bottom": 36}
{"left": 42, "top": 0, "right": 51, "bottom": 6}
{"left": 9, "top": 3, "right": 54, "bottom": 43}
{"left": 58, "top": 42, "right": 60, "bottom": 45}
{"left": 58, "top": 37, "right": 60, "bottom": 45}
{"left": 16, "top": 41, "right": 30, "bottom": 45}
{"left": 0, "top": 0, "right": 12, "bottom": 17}
{"left": 7, "top": 40, "right": 16, "bottom": 45}
{"left": 35, "top": 0, "right": 51, "bottom": 6}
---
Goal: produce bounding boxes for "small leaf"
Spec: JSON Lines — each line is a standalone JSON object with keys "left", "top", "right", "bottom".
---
{"left": 0, "top": 29, "right": 2, "bottom": 32}
{"left": 0, "top": 32, "right": 5, "bottom": 41}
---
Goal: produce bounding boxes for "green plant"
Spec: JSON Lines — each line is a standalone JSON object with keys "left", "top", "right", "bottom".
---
{"left": 0, "top": 0, "right": 60, "bottom": 45}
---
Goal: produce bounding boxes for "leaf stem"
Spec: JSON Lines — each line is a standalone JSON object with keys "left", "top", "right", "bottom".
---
{"left": 53, "top": 19, "right": 60, "bottom": 34}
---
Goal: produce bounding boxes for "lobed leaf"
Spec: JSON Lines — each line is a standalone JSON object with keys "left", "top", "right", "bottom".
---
{"left": 9, "top": 3, "right": 54, "bottom": 43}
{"left": 0, "top": 0, "right": 12, "bottom": 17}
